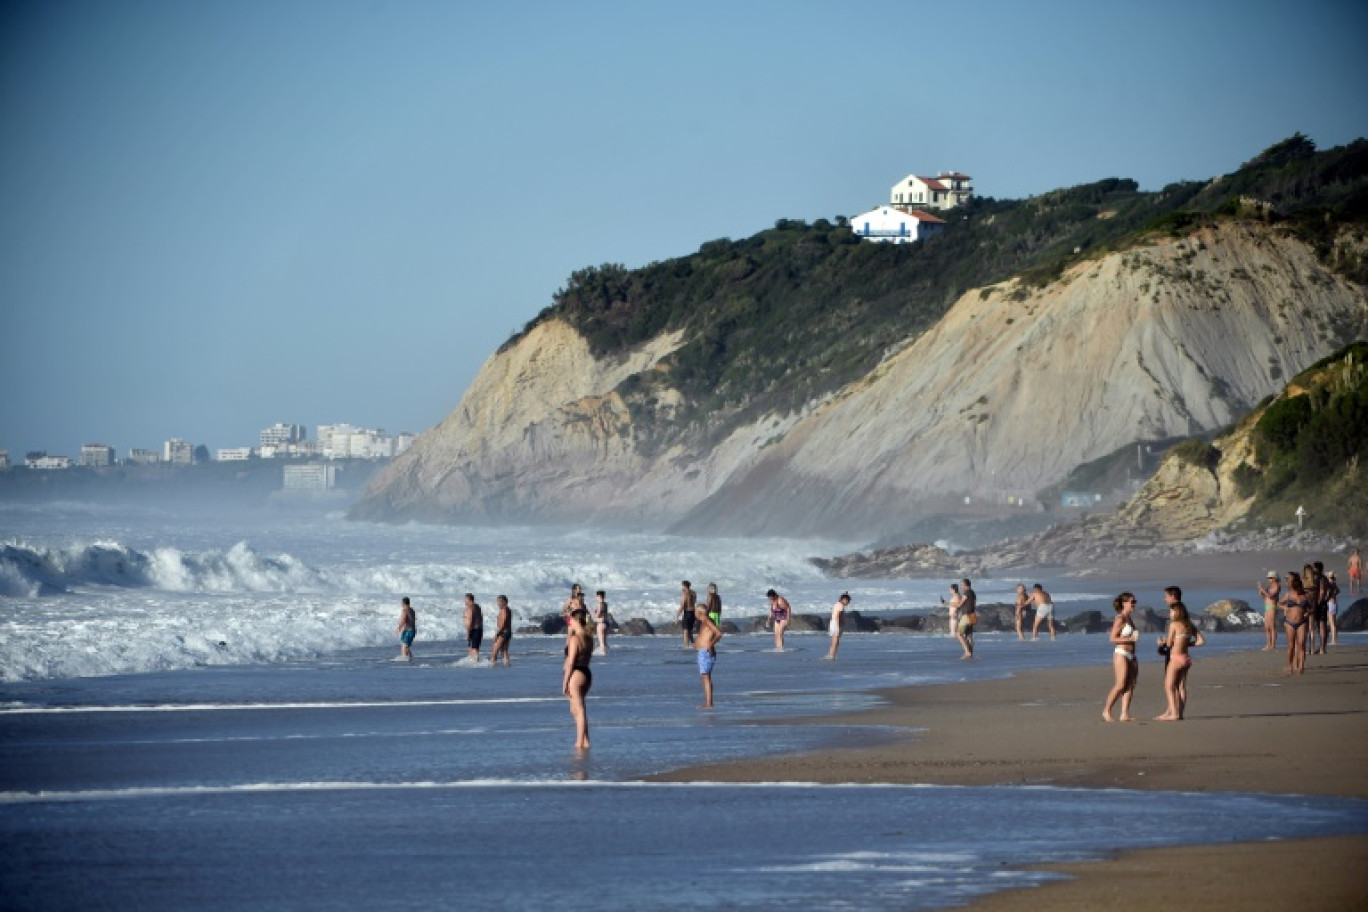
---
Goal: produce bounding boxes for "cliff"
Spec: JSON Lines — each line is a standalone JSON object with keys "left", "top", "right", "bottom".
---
{"left": 355, "top": 220, "right": 1368, "bottom": 535}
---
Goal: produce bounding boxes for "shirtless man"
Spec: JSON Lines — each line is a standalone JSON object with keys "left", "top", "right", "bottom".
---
{"left": 1350, "top": 548, "right": 1363, "bottom": 596}
{"left": 463, "top": 592, "right": 483, "bottom": 662}
{"left": 1030, "top": 584, "right": 1055, "bottom": 640}
{"left": 1258, "top": 571, "right": 1281, "bottom": 651}
{"left": 693, "top": 604, "right": 723, "bottom": 709}
{"left": 825, "top": 592, "right": 851, "bottom": 660}
{"left": 490, "top": 594, "right": 512, "bottom": 666}
{"left": 676, "top": 581, "right": 698, "bottom": 647}
{"left": 395, "top": 596, "right": 416, "bottom": 661}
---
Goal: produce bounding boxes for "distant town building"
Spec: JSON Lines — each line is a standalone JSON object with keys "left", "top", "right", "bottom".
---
{"left": 1060, "top": 491, "right": 1103, "bottom": 508}
{"left": 216, "top": 447, "right": 254, "bottom": 461}
{"left": 80, "top": 444, "right": 116, "bottom": 467}
{"left": 395, "top": 432, "right": 417, "bottom": 455}
{"left": 29, "top": 454, "right": 72, "bottom": 470}
{"left": 890, "top": 171, "right": 974, "bottom": 210}
{"left": 318, "top": 423, "right": 394, "bottom": 459}
{"left": 128, "top": 448, "right": 160, "bottom": 465}
{"left": 0, "top": 450, "right": 9, "bottom": 470}
{"left": 851, "top": 206, "right": 946, "bottom": 244}
{"left": 163, "top": 438, "right": 195, "bottom": 465}
{"left": 260, "top": 423, "right": 307, "bottom": 449}
{"left": 282, "top": 463, "right": 338, "bottom": 491}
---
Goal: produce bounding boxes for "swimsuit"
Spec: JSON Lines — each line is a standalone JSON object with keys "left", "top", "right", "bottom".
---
{"left": 1171, "top": 653, "right": 1193, "bottom": 669}
{"left": 467, "top": 628, "right": 483, "bottom": 650}
{"left": 829, "top": 617, "right": 842, "bottom": 636}
{"left": 1114, "top": 647, "right": 1136, "bottom": 661}
{"left": 697, "top": 649, "right": 716, "bottom": 675}
{"left": 570, "top": 664, "right": 592, "bottom": 692}
{"left": 772, "top": 608, "right": 789, "bottom": 623}
{"left": 495, "top": 627, "right": 511, "bottom": 640}
{"left": 1114, "top": 621, "right": 1136, "bottom": 659}
{"left": 400, "top": 629, "right": 416, "bottom": 646}
{"left": 1035, "top": 601, "right": 1054, "bottom": 619}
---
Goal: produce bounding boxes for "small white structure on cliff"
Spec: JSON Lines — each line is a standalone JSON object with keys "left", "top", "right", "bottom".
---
{"left": 851, "top": 206, "right": 946, "bottom": 244}
{"left": 891, "top": 171, "right": 973, "bottom": 210}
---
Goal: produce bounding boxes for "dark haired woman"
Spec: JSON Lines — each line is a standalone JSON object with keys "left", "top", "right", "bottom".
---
{"left": 563, "top": 607, "right": 593, "bottom": 749}
{"left": 1281, "top": 571, "right": 1310, "bottom": 675}
{"left": 1103, "top": 592, "right": 1139, "bottom": 722}
{"left": 1155, "top": 601, "right": 1204, "bottom": 721}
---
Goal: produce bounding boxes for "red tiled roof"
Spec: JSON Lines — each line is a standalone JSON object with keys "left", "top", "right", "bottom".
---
{"left": 917, "top": 176, "right": 948, "bottom": 191}
{"left": 905, "top": 209, "right": 946, "bottom": 223}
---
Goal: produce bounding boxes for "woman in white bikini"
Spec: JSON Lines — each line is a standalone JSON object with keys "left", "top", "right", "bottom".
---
{"left": 1257, "top": 571, "right": 1280, "bottom": 651}
{"left": 1103, "top": 592, "right": 1139, "bottom": 722}
{"left": 941, "top": 583, "right": 963, "bottom": 637}
{"left": 1155, "top": 601, "right": 1204, "bottom": 721}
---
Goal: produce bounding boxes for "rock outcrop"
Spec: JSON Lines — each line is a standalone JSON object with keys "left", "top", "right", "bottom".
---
{"left": 356, "top": 222, "right": 1367, "bottom": 536}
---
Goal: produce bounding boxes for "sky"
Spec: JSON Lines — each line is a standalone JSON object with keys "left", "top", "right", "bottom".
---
{"left": 2, "top": 0, "right": 1366, "bottom": 458}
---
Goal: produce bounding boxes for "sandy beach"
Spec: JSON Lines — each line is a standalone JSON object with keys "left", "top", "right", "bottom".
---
{"left": 654, "top": 640, "right": 1368, "bottom": 909}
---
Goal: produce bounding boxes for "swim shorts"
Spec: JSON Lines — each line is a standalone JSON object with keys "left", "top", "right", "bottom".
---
{"left": 681, "top": 612, "right": 697, "bottom": 634}
{"left": 467, "top": 628, "right": 483, "bottom": 650}
{"left": 829, "top": 618, "right": 841, "bottom": 636}
{"left": 1035, "top": 602, "right": 1054, "bottom": 619}
{"left": 400, "top": 629, "right": 415, "bottom": 646}
{"left": 697, "top": 649, "right": 716, "bottom": 675}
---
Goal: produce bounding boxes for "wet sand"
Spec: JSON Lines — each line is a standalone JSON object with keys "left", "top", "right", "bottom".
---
{"left": 653, "top": 643, "right": 1368, "bottom": 908}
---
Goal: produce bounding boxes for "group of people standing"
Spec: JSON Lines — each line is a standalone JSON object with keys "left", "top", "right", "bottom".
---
{"left": 1256, "top": 557, "right": 1346, "bottom": 675}
{"left": 392, "top": 593, "right": 513, "bottom": 666}
{"left": 1102, "top": 586, "right": 1205, "bottom": 723}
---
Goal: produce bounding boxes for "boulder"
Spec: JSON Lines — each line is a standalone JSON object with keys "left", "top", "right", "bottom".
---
{"left": 1203, "top": 599, "right": 1252, "bottom": 618}
{"left": 1200, "top": 599, "right": 1262, "bottom": 631}
{"left": 875, "top": 614, "right": 928, "bottom": 633}
{"left": 530, "top": 613, "right": 566, "bottom": 635}
{"left": 617, "top": 618, "right": 655, "bottom": 636}
{"left": 1061, "top": 610, "right": 1108, "bottom": 633}
{"left": 1133, "top": 607, "right": 1167, "bottom": 633}
{"left": 786, "top": 614, "right": 826, "bottom": 633}
{"left": 1337, "top": 598, "right": 1368, "bottom": 632}
{"left": 840, "top": 610, "right": 881, "bottom": 633}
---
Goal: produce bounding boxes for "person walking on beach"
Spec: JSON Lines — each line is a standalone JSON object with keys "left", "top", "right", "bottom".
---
{"left": 490, "top": 595, "right": 512, "bottom": 666}
{"left": 563, "top": 607, "right": 593, "bottom": 749}
{"left": 1030, "top": 584, "right": 1055, "bottom": 640}
{"left": 1013, "top": 583, "right": 1031, "bottom": 641}
{"left": 395, "top": 596, "right": 416, "bottom": 661}
{"left": 1349, "top": 548, "right": 1363, "bottom": 596}
{"left": 765, "top": 588, "right": 792, "bottom": 651}
{"left": 694, "top": 603, "right": 723, "bottom": 709}
{"left": 1102, "top": 592, "right": 1139, "bottom": 722}
{"left": 826, "top": 592, "right": 851, "bottom": 660}
{"left": 941, "top": 582, "right": 963, "bottom": 636}
{"left": 463, "top": 593, "right": 483, "bottom": 663}
{"left": 676, "top": 581, "right": 698, "bottom": 647}
{"left": 1155, "top": 600, "right": 1204, "bottom": 721}
{"left": 955, "top": 579, "right": 977, "bottom": 660}
{"left": 1280, "top": 571, "right": 1310, "bottom": 675}
{"left": 1258, "top": 571, "right": 1281, "bottom": 651}
{"left": 593, "top": 589, "right": 611, "bottom": 655}
{"left": 1311, "top": 561, "right": 1330, "bottom": 655}
{"left": 705, "top": 583, "right": 722, "bottom": 626}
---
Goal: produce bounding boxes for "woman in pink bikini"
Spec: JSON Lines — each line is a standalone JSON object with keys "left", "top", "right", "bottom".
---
{"left": 1155, "top": 601, "right": 1204, "bottom": 721}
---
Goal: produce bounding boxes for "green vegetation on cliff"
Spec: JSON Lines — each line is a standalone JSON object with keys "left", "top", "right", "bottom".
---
{"left": 1233, "top": 342, "right": 1368, "bottom": 535}
{"left": 510, "top": 137, "right": 1368, "bottom": 452}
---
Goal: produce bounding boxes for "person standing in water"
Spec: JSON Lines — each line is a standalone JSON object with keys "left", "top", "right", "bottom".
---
{"left": 1013, "top": 583, "right": 1031, "bottom": 641}
{"left": 1258, "top": 571, "right": 1281, "bottom": 651}
{"left": 765, "top": 589, "right": 792, "bottom": 651}
{"left": 1030, "top": 584, "right": 1056, "bottom": 640}
{"left": 562, "top": 607, "right": 593, "bottom": 749}
{"left": 826, "top": 592, "right": 851, "bottom": 660}
{"left": 955, "top": 579, "right": 977, "bottom": 660}
{"left": 593, "top": 589, "right": 611, "bottom": 655}
{"left": 693, "top": 603, "right": 723, "bottom": 709}
{"left": 676, "top": 581, "right": 698, "bottom": 647}
{"left": 463, "top": 593, "right": 483, "bottom": 663}
{"left": 941, "top": 582, "right": 963, "bottom": 636}
{"left": 490, "top": 595, "right": 512, "bottom": 667}
{"left": 1349, "top": 548, "right": 1362, "bottom": 596}
{"left": 395, "top": 596, "right": 416, "bottom": 661}
{"left": 704, "top": 583, "right": 722, "bottom": 627}
{"left": 1102, "top": 592, "right": 1139, "bottom": 722}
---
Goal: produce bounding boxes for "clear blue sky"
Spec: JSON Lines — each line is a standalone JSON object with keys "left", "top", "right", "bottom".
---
{"left": 3, "top": 0, "right": 1365, "bottom": 457}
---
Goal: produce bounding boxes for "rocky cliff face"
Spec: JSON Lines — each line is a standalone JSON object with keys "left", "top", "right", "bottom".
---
{"left": 354, "top": 221, "right": 1368, "bottom": 535}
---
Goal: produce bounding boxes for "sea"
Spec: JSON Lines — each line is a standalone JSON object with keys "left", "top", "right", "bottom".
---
{"left": 2, "top": 501, "right": 1364, "bottom": 911}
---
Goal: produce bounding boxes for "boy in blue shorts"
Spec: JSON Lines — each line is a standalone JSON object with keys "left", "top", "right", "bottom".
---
{"left": 395, "top": 597, "right": 416, "bottom": 661}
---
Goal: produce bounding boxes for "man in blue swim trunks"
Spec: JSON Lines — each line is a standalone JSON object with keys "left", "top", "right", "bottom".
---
{"left": 395, "top": 596, "right": 416, "bottom": 661}
{"left": 694, "top": 604, "right": 723, "bottom": 709}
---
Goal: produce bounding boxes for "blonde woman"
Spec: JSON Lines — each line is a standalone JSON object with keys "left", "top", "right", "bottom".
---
{"left": 1102, "top": 593, "right": 1139, "bottom": 722}
{"left": 562, "top": 607, "right": 593, "bottom": 749}
{"left": 1013, "top": 583, "right": 1031, "bottom": 641}
{"left": 1155, "top": 601, "right": 1204, "bottom": 721}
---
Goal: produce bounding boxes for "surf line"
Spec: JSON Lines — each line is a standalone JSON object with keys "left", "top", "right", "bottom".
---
{"left": 0, "top": 697, "right": 561, "bottom": 715}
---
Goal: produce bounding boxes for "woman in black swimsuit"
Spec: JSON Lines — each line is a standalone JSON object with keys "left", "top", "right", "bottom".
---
{"left": 563, "top": 607, "right": 593, "bottom": 749}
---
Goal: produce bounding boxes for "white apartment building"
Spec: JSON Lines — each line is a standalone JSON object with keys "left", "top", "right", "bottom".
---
{"left": 0, "top": 450, "right": 9, "bottom": 470}
{"left": 128, "top": 448, "right": 160, "bottom": 465}
{"left": 890, "top": 171, "right": 974, "bottom": 210}
{"left": 216, "top": 447, "right": 254, "bottom": 461}
{"left": 80, "top": 444, "right": 116, "bottom": 467}
{"left": 29, "top": 455, "right": 72, "bottom": 469}
{"left": 851, "top": 206, "right": 946, "bottom": 244}
{"left": 282, "top": 463, "right": 338, "bottom": 491}
{"left": 163, "top": 438, "right": 195, "bottom": 465}
{"left": 395, "top": 432, "right": 417, "bottom": 455}
{"left": 260, "top": 423, "right": 307, "bottom": 449}
{"left": 317, "top": 423, "right": 394, "bottom": 460}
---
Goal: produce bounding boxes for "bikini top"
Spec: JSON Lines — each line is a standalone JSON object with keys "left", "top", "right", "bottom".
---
{"left": 1120, "top": 623, "right": 1136, "bottom": 638}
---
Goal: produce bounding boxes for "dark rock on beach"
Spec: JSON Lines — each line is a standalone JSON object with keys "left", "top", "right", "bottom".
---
{"left": 617, "top": 618, "right": 655, "bottom": 636}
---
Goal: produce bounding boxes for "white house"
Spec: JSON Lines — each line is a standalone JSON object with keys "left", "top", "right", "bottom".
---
{"left": 851, "top": 206, "right": 946, "bottom": 244}
{"left": 890, "top": 171, "right": 973, "bottom": 210}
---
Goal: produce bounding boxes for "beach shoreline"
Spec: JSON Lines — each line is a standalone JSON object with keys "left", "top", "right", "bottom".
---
{"left": 651, "top": 640, "right": 1368, "bottom": 909}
